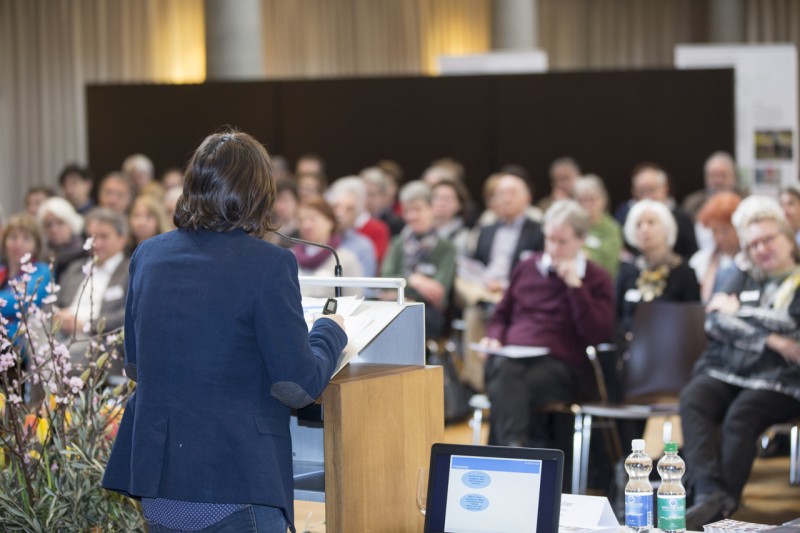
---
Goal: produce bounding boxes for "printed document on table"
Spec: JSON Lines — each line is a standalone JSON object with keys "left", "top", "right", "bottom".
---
{"left": 469, "top": 342, "right": 549, "bottom": 358}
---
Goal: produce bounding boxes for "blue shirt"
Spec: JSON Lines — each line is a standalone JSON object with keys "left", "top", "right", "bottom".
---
{"left": 0, "top": 261, "right": 51, "bottom": 341}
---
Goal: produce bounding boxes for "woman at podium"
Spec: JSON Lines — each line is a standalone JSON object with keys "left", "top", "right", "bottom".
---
{"left": 102, "top": 130, "right": 347, "bottom": 533}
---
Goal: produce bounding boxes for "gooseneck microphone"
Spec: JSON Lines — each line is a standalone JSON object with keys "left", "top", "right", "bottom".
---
{"left": 274, "top": 231, "right": 343, "bottom": 298}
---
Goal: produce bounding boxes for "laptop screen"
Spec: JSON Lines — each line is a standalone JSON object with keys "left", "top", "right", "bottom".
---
{"left": 424, "top": 444, "right": 563, "bottom": 533}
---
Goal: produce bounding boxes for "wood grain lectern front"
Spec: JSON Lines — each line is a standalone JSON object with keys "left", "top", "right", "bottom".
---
{"left": 293, "top": 277, "right": 444, "bottom": 533}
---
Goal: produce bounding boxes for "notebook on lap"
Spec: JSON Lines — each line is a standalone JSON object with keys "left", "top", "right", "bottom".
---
{"left": 424, "top": 443, "right": 564, "bottom": 533}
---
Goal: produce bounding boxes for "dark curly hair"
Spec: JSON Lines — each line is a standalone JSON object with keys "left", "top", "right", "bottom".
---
{"left": 174, "top": 129, "right": 277, "bottom": 238}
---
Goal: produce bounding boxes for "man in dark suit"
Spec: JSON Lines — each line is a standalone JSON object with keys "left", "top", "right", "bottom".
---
{"left": 55, "top": 207, "right": 129, "bottom": 338}
{"left": 457, "top": 174, "right": 544, "bottom": 392}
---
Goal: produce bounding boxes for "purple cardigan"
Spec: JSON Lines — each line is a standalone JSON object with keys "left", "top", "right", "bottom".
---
{"left": 486, "top": 253, "right": 614, "bottom": 367}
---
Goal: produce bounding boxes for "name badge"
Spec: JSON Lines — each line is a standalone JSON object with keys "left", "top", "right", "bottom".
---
{"left": 417, "top": 263, "right": 438, "bottom": 277}
{"left": 584, "top": 235, "right": 602, "bottom": 249}
{"left": 739, "top": 290, "right": 760, "bottom": 303}
{"left": 624, "top": 288, "right": 642, "bottom": 302}
{"left": 104, "top": 285, "right": 124, "bottom": 302}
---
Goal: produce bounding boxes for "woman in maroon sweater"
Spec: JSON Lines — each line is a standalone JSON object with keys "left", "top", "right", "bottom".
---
{"left": 482, "top": 199, "right": 614, "bottom": 447}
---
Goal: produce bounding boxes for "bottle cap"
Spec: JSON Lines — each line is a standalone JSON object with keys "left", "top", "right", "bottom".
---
{"left": 664, "top": 441, "right": 678, "bottom": 453}
{"left": 632, "top": 439, "right": 645, "bottom": 451}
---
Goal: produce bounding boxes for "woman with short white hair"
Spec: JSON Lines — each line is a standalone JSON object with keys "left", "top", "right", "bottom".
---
{"left": 36, "top": 196, "right": 87, "bottom": 279}
{"left": 617, "top": 199, "right": 700, "bottom": 334}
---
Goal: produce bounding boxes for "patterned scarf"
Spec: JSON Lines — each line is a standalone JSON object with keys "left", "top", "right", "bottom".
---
{"left": 292, "top": 234, "right": 342, "bottom": 271}
{"left": 634, "top": 252, "right": 682, "bottom": 302}
{"left": 402, "top": 226, "right": 439, "bottom": 277}
{"left": 770, "top": 266, "right": 800, "bottom": 312}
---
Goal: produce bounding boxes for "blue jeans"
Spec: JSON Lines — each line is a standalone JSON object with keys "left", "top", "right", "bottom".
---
{"left": 146, "top": 504, "right": 288, "bottom": 533}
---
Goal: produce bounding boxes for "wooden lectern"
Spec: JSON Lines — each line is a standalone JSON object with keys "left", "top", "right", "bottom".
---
{"left": 292, "top": 279, "right": 444, "bottom": 533}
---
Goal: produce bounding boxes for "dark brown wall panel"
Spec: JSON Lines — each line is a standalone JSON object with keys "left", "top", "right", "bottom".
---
{"left": 87, "top": 69, "right": 733, "bottom": 208}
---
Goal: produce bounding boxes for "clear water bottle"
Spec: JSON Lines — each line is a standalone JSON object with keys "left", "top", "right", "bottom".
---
{"left": 625, "top": 438, "right": 653, "bottom": 532}
{"left": 657, "top": 441, "right": 686, "bottom": 533}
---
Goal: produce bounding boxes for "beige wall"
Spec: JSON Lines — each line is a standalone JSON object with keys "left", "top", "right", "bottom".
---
{"left": 0, "top": 0, "right": 798, "bottom": 215}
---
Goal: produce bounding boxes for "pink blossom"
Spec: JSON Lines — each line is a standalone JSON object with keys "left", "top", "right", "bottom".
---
{"left": 8, "top": 393, "right": 22, "bottom": 405}
{"left": 20, "top": 261, "right": 37, "bottom": 275}
{"left": 68, "top": 376, "right": 84, "bottom": 394}
{"left": 20, "top": 253, "right": 31, "bottom": 264}
{"left": 81, "top": 259, "right": 94, "bottom": 276}
{"left": 42, "top": 294, "right": 57, "bottom": 305}
{"left": 46, "top": 281, "right": 60, "bottom": 294}
{"left": 82, "top": 236, "right": 94, "bottom": 251}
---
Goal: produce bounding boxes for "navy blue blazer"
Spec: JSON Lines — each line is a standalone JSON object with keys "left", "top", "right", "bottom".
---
{"left": 101, "top": 228, "right": 347, "bottom": 531}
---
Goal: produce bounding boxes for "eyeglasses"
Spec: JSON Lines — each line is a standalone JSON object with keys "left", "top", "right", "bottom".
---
{"left": 745, "top": 233, "right": 780, "bottom": 252}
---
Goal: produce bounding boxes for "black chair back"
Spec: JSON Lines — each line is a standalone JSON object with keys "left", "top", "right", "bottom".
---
{"left": 624, "top": 301, "right": 707, "bottom": 400}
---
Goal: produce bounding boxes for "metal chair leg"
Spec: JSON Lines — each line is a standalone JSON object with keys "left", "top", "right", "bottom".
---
{"left": 572, "top": 412, "right": 584, "bottom": 494}
{"left": 470, "top": 407, "right": 484, "bottom": 446}
{"left": 791, "top": 423, "right": 799, "bottom": 486}
{"left": 581, "top": 414, "right": 593, "bottom": 495}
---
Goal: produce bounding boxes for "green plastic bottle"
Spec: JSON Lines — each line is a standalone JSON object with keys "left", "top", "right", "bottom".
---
{"left": 657, "top": 441, "right": 686, "bottom": 533}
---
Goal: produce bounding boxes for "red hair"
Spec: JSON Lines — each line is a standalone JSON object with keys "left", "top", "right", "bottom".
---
{"left": 697, "top": 191, "right": 742, "bottom": 227}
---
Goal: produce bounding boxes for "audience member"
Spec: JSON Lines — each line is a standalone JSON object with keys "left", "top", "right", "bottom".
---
{"left": 160, "top": 167, "right": 185, "bottom": 190}
{"left": 328, "top": 175, "right": 390, "bottom": 263}
{"left": 431, "top": 178, "right": 471, "bottom": 256}
{"left": 0, "top": 214, "right": 51, "bottom": 341}
{"left": 481, "top": 200, "right": 614, "bottom": 447}
{"left": 58, "top": 163, "right": 95, "bottom": 215}
{"left": 296, "top": 171, "right": 327, "bottom": 203}
{"left": 97, "top": 172, "right": 134, "bottom": 215}
{"left": 326, "top": 177, "right": 379, "bottom": 277}
{"left": 163, "top": 187, "right": 182, "bottom": 231}
{"left": 376, "top": 159, "right": 404, "bottom": 215}
{"left": 381, "top": 181, "right": 456, "bottom": 340}
{"left": 682, "top": 196, "right": 800, "bottom": 527}
{"left": 139, "top": 180, "right": 166, "bottom": 202}
{"left": 625, "top": 163, "right": 698, "bottom": 260}
{"left": 682, "top": 151, "right": 740, "bottom": 219}
{"left": 269, "top": 155, "right": 292, "bottom": 182}
{"left": 295, "top": 153, "right": 326, "bottom": 179}
{"left": 689, "top": 191, "right": 742, "bottom": 302}
{"left": 292, "top": 197, "right": 362, "bottom": 297}
{"left": 36, "top": 197, "right": 87, "bottom": 280}
{"left": 266, "top": 179, "right": 300, "bottom": 248}
{"left": 617, "top": 199, "right": 701, "bottom": 335}
{"left": 362, "top": 166, "right": 405, "bottom": 236}
{"left": 456, "top": 173, "right": 544, "bottom": 392}
{"left": 537, "top": 157, "right": 580, "bottom": 212}
{"left": 122, "top": 153, "right": 155, "bottom": 193}
{"left": 24, "top": 186, "right": 56, "bottom": 217}
{"left": 129, "top": 194, "right": 170, "bottom": 252}
{"left": 574, "top": 175, "right": 623, "bottom": 278}
{"left": 54, "top": 208, "right": 130, "bottom": 338}
{"left": 779, "top": 185, "right": 800, "bottom": 245}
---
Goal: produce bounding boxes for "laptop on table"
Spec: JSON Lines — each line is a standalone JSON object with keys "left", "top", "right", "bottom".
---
{"left": 424, "top": 443, "right": 564, "bottom": 533}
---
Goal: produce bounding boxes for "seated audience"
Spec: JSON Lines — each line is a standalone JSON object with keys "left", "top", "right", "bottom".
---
{"left": 25, "top": 186, "right": 56, "bottom": 217}
{"left": 160, "top": 167, "right": 185, "bottom": 190}
{"left": 122, "top": 153, "right": 155, "bottom": 194}
{"left": 362, "top": 166, "right": 405, "bottom": 236}
{"left": 295, "top": 153, "right": 326, "bottom": 179}
{"left": 326, "top": 177, "right": 379, "bottom": 277}
{"left": 0, "top": 214, "right": 51, "bottom": 341}
{"left": 162, "top": 187, "right": 182, "bottom": 230}
{"left": 457, "top": 173, "right": 544, "bottom": 392}
{"left": 574, "top": 175, "right": 623, "bottom": 278}
{"left": 381, "top": 181, "right": 456, "bottom": 340}
{"left": 36, "top": 197, "right": 87, "bottom": 279}
{"left": 431, "top": 178, "right": 471, "bottom": 256}
{"left": 376, "top": 159, "right": 404, "bottom": 216}
{"left": 58, "top": 163, "right": 95, "bottom": 215}
{"left": 624, "top": 163, "right": 698, "bottom": 260}
{"left": 98, "top": 172, "right": 134, "bottom": 215}
{"left": 682, "top": 151, "right": 740, "bottom": 219}
{"left": 481, "top": 200, "right": 614, "bottom": 447}
{"left": 54, "top": 208, "right": 130, "bottom": 338}
{"left": 265, "top": 179, "right": 300, "bottom": 247}
{"left": 129, "top": 194, "right": 170, "bottom": 252}
{"left": 617, "top": 199, "right": 701, "bottom": 335}
{"left": 292, "top": 197, "right": 362, "bottom": 297}
{"left": 689, "top": 191, "right": 742, "bottom": 302}
{"left": 329, "top": 174, "right": 390, "bottom": 264}
{"left": 296, "top": 171, "right": 327, "bottom": 203}
{"left": 537, "top": 157, "right": 581, "bottom": 212}
{"left": 681, "top": 197, "right": 800, "bottom": 527}
{"left": 779, "top": 185, "right": 800, "bottom": 245}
